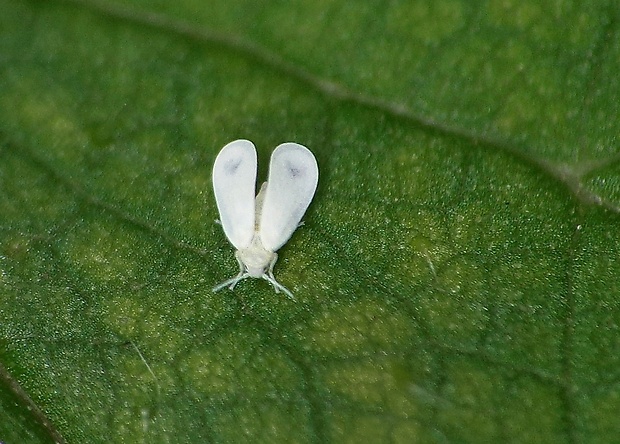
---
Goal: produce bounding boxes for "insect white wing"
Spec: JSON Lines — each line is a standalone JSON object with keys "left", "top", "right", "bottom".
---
{"left": 259, "top": 143, "right": 319, "bottom": 252}
{"left": 212, "top": 139, "right": 257, "bottom": 250}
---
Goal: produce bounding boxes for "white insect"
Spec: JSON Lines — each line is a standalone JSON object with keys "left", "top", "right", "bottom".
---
{"left": 212, "top": 139, "right": 319, "bottom": 299}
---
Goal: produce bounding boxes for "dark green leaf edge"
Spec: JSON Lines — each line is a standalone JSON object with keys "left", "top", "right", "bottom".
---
{"left": 0, "top": 361, "right": 66, "bottom": 444}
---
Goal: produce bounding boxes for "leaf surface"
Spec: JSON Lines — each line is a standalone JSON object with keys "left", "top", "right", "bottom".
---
{"left": 1, "top": 0, "right": 620, "bottom": 442}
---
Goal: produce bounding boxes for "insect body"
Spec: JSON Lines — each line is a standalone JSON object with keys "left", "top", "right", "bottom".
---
{"left": 212, "top": 139, "right": 319, "bottom": 299}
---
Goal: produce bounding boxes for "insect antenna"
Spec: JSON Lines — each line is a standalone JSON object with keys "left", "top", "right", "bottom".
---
{"left": 212, "top": 272, "right": 249, "bottom": 293}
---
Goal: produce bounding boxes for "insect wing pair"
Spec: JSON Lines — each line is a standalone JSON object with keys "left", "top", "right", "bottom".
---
{"left": 212, "top": 139, "right": 318, "bottom": 298}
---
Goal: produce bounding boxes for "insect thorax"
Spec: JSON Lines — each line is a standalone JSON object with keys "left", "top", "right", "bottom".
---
{"left": 236, "top": 235, "right": 276, "bottom": 278}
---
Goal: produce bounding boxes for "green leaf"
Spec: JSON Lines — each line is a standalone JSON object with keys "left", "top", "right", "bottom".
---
{"left": 1, "top": 0, "right": 620, "bottom": 442}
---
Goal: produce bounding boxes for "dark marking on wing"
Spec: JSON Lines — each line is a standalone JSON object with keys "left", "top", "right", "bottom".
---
{"left": 286, "top": 161, "right": 304, "bottom": 178}
{"left": 224, "top": 158, "right": 243, "bottom": 175}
